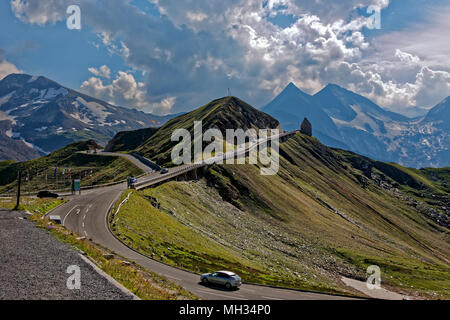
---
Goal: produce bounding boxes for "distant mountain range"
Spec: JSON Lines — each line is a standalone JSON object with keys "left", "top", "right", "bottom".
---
{"left": 263, "top": 83, "right": 450, "bottom": 168}
{"left": 1, "top": 72, "right": 448, "bottom": 168}
{"left": 0, "top": 74, "right": 180, "bottom": 161}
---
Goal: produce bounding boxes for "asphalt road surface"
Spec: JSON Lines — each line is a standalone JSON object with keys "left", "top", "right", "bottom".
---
{"left": 51, "top": 184, "right": 356, "bottom": 300}
{"left": 82, "top": 151, "right": 155, "bottom": 174}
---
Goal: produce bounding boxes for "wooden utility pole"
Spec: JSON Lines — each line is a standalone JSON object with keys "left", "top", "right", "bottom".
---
{"left": 27, "top": 171, "right": 30, "bottom": 197}
{"left": 14, "top": 171, "right": 22, "bottom": 210}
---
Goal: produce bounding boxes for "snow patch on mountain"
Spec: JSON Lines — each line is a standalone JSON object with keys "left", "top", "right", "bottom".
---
{"left": 43, "top": 87, "right": 68, "bottom": 99}
{"left": 331, "top": 104, "right": 384, "bottom": 134}
{"left": 0, "top": 110, "right": 17, "bottom": 126}
{"left": 27, "top": 75, "right": 38, "bottom": 83}
{"left": 19, "top": 137, "right": 49, "bottom": 154}
{"left": 76, "top": 97, "right": 112, "bottom": 125}
{"left": 0, "top": 92, "right": 15, "bottom": 106}
{"left": 34, "top": 126, "right": 48, "bottom": 132}
{"left": 70, "top": 101, "right": 93, "bottom": 125}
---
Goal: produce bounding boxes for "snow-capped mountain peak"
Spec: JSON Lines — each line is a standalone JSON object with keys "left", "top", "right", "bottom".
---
{"left": 263, "top": 82, "right": 450, "bottom": 168}
{"left": 0, "top": 73, "right": 177, "bottom": 161}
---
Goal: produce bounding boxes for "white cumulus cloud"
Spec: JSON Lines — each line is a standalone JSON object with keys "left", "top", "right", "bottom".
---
{"left": 80, "top": 71, "right": 148, "bottom": 110}
{"left": 150, "top": 97, "right": 177, "bottom": 115}
{"left": 10, "top": 0, "right": 450, "bottom": 114}
{"left": 0, "top": 50, "right": 21, "bottom": 80}
{"left": 88, "top": 65, "right": 111, "bottom": 79}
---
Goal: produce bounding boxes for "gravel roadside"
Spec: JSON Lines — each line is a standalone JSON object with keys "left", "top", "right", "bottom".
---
{"left": 0, "top": 209, "right": 133, "bottom": 300}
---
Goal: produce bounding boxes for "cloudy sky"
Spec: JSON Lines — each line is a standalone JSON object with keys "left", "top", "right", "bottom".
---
{"left": 1, "top": 0, "right": 449, "bottom": 116}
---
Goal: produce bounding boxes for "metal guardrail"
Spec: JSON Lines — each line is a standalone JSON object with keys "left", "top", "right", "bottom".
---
{"left": 135, "top": 164, "right": 205, "bottom": 190}
{"left": 130, "top": 153, "right": 161, "bottom": 171}
{"left": 57, "top": 171, "right": 149, "bottom": 193}
{"left": 135, "top": 130, "right": 298, "bottom": 190}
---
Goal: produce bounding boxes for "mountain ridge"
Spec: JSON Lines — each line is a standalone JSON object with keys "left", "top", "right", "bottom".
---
{"left": 262, "top": 82, "right": 450, "bottom": 168}
{"left": 132, "top": 96, "right": 280, "bottom": 165}
{"left": 424, "top": 96, "right": 450, "bottom": 124}
{"left": 262, "top": 83, "right": 346, "bottom": 149}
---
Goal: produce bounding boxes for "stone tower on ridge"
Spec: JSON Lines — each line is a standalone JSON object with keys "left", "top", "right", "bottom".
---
{"left": 300, "top": 118, "right": 312, "bottom": 136}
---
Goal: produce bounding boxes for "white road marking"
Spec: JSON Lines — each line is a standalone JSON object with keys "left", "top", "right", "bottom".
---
{"left": 165, "top": 275, "right": 181, "bottom": 281}
{"left": 262, "top": 296, "right": 284, "bottom": 300}
{"left": 62, "top": 205, "right": 80, "bottom": 226}
{"left": 84, "top": 231, "right": 88, "bottom": 236}
{"left": 82, "top": 222, "right": 85, "bottom": 228}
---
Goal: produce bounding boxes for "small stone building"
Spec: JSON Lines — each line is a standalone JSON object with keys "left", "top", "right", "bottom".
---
{"left": 300, "top": 118, "right": 312, "bottom": 136}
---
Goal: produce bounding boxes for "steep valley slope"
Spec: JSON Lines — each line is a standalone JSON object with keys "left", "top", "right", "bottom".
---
{"left": 112, "top": 132, "right": 450, "bottom": 298}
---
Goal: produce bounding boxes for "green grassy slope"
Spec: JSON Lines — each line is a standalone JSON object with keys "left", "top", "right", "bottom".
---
{"left": 114, "top": 133, "right": 450, "bottom": 298}
{"left": 105, "top": 127, "right": 158, "bottom": 152}
{"left": 135, "top": 96, "right": 280, "bottom": 166}
{"left": 0, "top": 140, "right": 144, "bottom": 194}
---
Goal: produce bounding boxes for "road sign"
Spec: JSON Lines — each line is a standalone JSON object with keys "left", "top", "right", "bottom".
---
{"left": 73, "top": 179, "right": 81, "bottom": 192}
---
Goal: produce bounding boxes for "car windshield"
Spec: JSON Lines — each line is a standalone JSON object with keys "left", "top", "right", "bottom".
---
{"left": 231, "top": 275, "right": 240, "bottom": 280}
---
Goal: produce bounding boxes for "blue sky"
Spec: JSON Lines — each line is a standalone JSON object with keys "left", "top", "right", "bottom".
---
{"left": 0, "top": 1, "right": 124, "bottom": 89}
{"left": 1, "top": 0, "right": 449, "bottom": 116}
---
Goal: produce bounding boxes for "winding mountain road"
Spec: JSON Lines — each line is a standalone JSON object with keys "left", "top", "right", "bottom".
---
{"left": 50, "top": 131, "right": 360, "bottom": 300}
{"left": 51, "top": 183, "right": 356, "bottom": 300}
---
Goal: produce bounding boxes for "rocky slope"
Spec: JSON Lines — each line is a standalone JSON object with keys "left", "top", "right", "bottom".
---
{"left": 0, "top": 125, "right": 41, "bottom": 161}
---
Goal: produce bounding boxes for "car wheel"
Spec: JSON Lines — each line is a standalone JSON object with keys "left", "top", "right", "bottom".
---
{"left": 202, "top": 278, "right": 208, "bottom": 284}
{"left": 225, "top": 282, "right": 231, "bottom": 289}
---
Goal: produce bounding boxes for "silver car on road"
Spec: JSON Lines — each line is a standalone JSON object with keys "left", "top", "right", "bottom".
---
{"left": 200, "top": 271, "right": 242, "bottom": 289}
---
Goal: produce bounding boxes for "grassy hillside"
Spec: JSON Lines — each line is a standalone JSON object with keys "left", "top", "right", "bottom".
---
{"left": 0, "top": 140, "right": 143, "bottom": 194}
{"left": 135, "top": 96, "right": 281, "bottom": 166}
{"left": 105, "top": 127, "right": 158, "bottom": 152}
{"left": 113, "top": 132, "right": 450, "bottom": 298}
